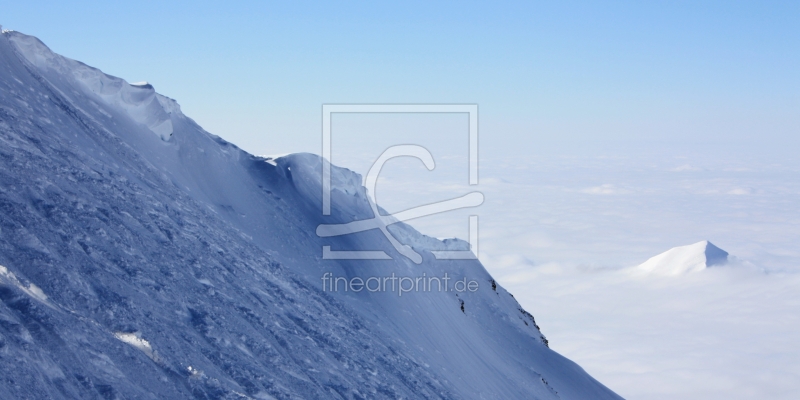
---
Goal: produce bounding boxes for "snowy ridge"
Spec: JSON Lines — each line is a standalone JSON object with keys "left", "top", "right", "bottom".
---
{"left": 276, "top": 153, "right": 471, "bottom": 252}
{"left": 0, "top": 28, "right": 621, "bottom": 399}
{"left": 5, "top": 30, "right": 177, "bottom": 141}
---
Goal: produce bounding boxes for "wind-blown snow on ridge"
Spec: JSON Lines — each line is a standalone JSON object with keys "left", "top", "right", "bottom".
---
{"left": 6, "top": 30, "right": 177, "bottom": 141}
{"left": 281, "top": 152, "right": 474, "bottom": 254}
{"left": 0, "top": 28, "right": 621, "bottom": 399}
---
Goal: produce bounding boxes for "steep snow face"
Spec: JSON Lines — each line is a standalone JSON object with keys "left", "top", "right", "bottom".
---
{"left": 636, "top": 241, "right": 729, "bottom": 275}
{"left": 5, "top": 31, "right": 176, "bottom": 141}
{"left": 0, "top": 29, "right": 621, "bottom": 399}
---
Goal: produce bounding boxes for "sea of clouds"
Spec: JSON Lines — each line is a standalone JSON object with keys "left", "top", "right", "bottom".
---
{"left": 331, "top": 130, "right": 800, "bottom": 399}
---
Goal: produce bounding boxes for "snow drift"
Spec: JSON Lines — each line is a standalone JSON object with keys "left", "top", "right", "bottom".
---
{"left": 0, "top": 27, "right": 621, "bottom": 399}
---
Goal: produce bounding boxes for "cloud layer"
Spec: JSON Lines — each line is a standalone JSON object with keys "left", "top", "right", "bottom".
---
{"left": 345, "top": 143, "right": 800, "bottom": 399}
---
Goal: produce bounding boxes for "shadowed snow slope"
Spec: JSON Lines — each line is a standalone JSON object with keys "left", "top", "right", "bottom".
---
{"left": 0, "top": 29, "right": 620, "bottom": 399}
{"left": 636, "top": 241, "right": 729, "bottom": 275}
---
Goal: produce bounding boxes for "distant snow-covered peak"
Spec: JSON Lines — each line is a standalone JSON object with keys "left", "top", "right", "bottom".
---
{"left": 636, "top": 240, "right": 729, "bottom": 275}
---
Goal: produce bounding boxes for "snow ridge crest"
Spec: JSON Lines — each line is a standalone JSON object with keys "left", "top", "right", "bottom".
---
{"left": 3, "top": 30, "right": 178, "bottom": 141}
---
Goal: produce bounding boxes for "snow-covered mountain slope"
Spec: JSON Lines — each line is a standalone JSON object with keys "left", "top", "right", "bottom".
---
{"left": 0, "top": 28, "right": 621, "bottom": 399}
{"left": 635, "top": 240, "right": 729, "bottom": 275}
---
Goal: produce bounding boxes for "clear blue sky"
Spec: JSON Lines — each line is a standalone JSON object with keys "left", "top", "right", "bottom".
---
{"left": 3, "top": 1, "right": 798, "bottom": 156}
